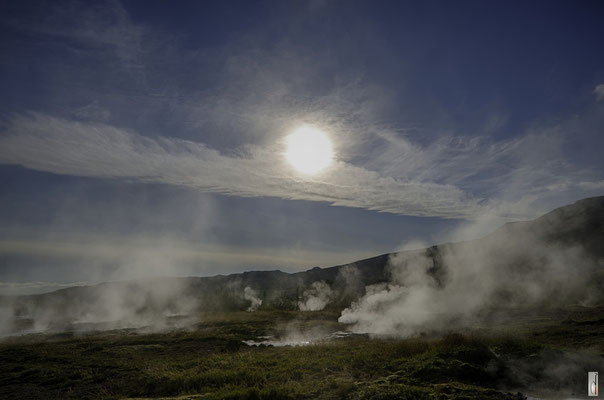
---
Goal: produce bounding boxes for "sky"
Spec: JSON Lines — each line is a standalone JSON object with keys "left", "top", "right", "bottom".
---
{"left": 1, "top": 0, "right": 603, "bottom": 294}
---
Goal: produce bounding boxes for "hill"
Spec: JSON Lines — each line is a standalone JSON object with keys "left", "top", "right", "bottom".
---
{"left": 1, "top": 196, "right": 603, "bottom": 334}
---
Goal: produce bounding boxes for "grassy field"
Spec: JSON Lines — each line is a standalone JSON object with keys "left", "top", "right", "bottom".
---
{"left": 1, "top": 309, "right": 603, "bottom": 400}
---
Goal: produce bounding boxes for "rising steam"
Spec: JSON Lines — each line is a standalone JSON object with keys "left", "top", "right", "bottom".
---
{"left": 0, "top": 278, "right": 200, "bottom": 335}
{"left": 244, "top": 286, "right": 262, "bottom": 312}
{"left": 298, "top": 281, "right": 336, "bottom": 311}
{"left": 339, "top": 213, "right": 604, "bottom": 336}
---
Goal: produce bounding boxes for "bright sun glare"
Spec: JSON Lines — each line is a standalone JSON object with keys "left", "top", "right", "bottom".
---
{"left": 285, "top": 125, "right": 333, "bottom": 175}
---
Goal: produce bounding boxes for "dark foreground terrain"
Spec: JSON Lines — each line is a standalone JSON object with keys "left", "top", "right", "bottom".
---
{"left": 1, "top": 307, "right": 603, "bottom": 400}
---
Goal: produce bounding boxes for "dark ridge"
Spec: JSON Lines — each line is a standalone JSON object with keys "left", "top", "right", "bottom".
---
{"left": 1, "top": 196, "right": 603, "bottom": 331}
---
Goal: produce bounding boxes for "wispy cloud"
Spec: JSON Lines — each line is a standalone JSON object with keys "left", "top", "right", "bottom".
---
{"left": 1, "top": 0, "right": 145, "bottom": 72}
{"left": 367, "top": 115, "right": 604, "bottom": 220}
{"left": 1, "top": 111, "right": 603, "bottom": 221}
{"left": 0, "top": 0, "right": 602, "bottom": 223}
{"left": 0, "top": 113, "right": 482, "bottom": 219}
{"left": 595, "top": 83, "right": 604, "bottom": 101}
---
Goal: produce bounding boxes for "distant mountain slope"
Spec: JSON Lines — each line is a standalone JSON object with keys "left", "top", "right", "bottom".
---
{"left": 1, "top": 196, "right": 603, "bottom": 334}
{"left": 495, "top": 196, "right": 604, "bottom": 257}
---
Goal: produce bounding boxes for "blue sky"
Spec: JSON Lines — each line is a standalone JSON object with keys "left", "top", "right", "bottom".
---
{"left": 1, "top": 0, "right": 603, "bottom": 294}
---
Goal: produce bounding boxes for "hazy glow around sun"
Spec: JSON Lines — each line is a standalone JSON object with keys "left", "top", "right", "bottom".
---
{"left": 285, "top": 125, "right": 333, "bottom": 174}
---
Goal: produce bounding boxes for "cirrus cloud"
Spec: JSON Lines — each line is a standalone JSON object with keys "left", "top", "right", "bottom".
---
{"left": 0, "top": 113, "right": 481, "bottom": 219}
{"left": 1, "top": 111, "right": 603, "bottom": 222}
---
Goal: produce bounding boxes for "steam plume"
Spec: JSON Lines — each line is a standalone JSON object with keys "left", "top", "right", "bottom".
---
{"left": 298, "top": 281, "right": 336, "bottom": 311}
{"left": 244, "top": 286, "right": 262, "bottom": 312}
{"left": 339, "top": 211, "right": 603, "bottom": 336}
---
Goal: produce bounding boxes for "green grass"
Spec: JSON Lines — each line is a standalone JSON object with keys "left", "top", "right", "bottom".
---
{"left": 1, "top": 309, "right": 602, "bottom": 400}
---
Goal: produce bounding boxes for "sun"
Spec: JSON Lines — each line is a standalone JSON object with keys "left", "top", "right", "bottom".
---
{"left": 285, "top": 125, "right": 333, "bottom": 174}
